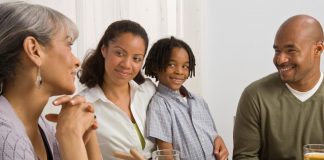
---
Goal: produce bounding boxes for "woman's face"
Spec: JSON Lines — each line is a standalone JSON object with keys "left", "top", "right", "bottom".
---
{"left": 41, "top": 29, "right": 80, "bottom": 95}
{"left": 101, "top": 32, "right": 146, "bottom": 86}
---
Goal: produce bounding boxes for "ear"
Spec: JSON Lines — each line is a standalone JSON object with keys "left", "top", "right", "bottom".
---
{"left": 101, "top": 45, "right": 107, "bottom": 58}
{"left": 22, "top": 36, "right": 43, "bottom": 66}
{"left": 314, "top": 41, "right": 324, "bottom": 56}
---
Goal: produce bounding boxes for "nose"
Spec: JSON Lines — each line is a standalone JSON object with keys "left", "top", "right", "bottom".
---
{"left": 274, "top": 53, "right": 288, "bottom": 65}
{"left": 175, "top": 66, "right": 184, "bottom": 75}
{"left": 73, "top": 54, "right": 80, "bottom": 68}
{"left": 120, "top": 57, "right": 131, "bottom": 68}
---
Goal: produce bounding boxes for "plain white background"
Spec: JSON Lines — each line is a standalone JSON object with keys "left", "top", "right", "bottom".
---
{"left": 201, "top": 1, "right": 324, "bottom": 158}
{"left": 1, "top": 0, "right": 324, "bottom": 158}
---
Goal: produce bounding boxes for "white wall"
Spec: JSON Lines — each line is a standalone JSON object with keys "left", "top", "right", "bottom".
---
{"left": 201, "top": 0, "right": 324, "bottom": 158}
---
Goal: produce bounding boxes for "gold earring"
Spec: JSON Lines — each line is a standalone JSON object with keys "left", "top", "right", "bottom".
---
{"left": 35, "top": 67, "right": 42, "bottom": 87}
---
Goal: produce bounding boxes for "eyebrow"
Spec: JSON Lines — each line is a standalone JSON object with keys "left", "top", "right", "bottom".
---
{"left": 114, "top": 46, "right": 128, "bottom": 54}
{"left": 169, "top": 59, "right": 189, "bottom": 64}
{"left": 114, "top": 45, "right": 145, "bottom": 56}
{"left": 273, "top": 44, "right": 295, "bottom": 49}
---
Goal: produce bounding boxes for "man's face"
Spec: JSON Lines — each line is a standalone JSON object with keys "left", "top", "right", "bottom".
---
{"left": 273, "top": 27, "right": 318, "bottom": 88}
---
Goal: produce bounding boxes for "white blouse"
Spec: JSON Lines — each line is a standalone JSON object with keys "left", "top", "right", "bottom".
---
{"left": 79, "top": 79, "right": 156, "bottom": 160}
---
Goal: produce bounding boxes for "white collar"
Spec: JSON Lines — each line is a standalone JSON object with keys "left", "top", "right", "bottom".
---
{"left": 81, "top": 80, "right": 142, "bottom": 103}
{"left": 286, "top": 72, "right": 323, "bottom": 102}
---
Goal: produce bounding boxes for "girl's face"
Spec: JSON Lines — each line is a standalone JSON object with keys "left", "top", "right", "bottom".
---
{"left": 41, "top": 29, "right": 80, "bottom": 95}
{"left": 157, "top": 47, "right": 190, "bottom": 91}
{"left": 101, "top": 32, "right": 145, "bottom": 86}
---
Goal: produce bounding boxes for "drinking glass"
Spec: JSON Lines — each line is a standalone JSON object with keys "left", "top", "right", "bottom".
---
{"left": 152, "top": 149, "right": 180, "bottom": 160}
{"left": 304, "top": 144, "right": 324, "bottom": 160}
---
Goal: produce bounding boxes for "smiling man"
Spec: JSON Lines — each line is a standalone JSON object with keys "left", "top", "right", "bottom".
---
{"left": 233, "top": 15, "right": 324, "bottom": 160}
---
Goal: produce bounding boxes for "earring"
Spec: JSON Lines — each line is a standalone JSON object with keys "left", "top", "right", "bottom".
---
{"left": 35, "top": 67, "right": 42, "bottom": 87}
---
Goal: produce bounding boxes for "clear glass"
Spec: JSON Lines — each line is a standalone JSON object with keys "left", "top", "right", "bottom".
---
{"left": 152, "top": 149, "right": 180, "bottom": 160}
{"left": 304, "top": 144, "right": 324, "bottom": 160}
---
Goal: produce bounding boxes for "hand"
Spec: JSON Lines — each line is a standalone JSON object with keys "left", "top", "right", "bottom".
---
{"left": 46, "top": 95, "right": 97, "bottom": 143}
{"left": 113, "top": 148, "right": 145, "bottom": 160}
{"left": 214, "top": 136, "right": 229, "bottom": 160}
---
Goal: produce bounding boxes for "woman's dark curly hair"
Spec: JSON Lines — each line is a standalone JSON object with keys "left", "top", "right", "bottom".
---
{"left": 79, "top": 20, "right": 149, "bottom": 88}
{"left": 143, "top": 36, "right": 195, "bottom": 81}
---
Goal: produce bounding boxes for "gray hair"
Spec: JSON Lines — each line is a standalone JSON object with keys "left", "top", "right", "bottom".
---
{"left": 0, "top": 1, "right": 79, "bottom": 89}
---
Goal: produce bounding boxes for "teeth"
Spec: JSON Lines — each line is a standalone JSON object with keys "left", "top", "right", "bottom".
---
{"left": 171, "top": 78, "right": 183, "bottom": 84}
{"left": 119, "top": 72, "right": 128, "bottom": 75}
{"left": 279, "top": 66, "right": 292, "bottom": 73}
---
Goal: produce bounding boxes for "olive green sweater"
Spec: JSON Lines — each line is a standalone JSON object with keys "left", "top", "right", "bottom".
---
{"left": 233, "top": 73, "right": 324, "bottom": 160}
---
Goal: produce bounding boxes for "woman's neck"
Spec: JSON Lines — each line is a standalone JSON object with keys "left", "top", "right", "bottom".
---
{"left": 101, "top": 79, "right": 130, "bottom": 99}
{"left": 3, "top": 80, "right": 49, "bottom": 129}
{"left": 102, "top": 80, "right": 134, "bottom": 120}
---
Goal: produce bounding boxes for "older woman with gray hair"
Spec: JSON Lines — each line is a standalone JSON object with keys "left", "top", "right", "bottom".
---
{"left": 0, "top": 2, "right": 101, "bottom": 160}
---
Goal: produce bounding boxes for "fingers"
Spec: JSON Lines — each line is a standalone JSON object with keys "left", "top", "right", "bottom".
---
{"left": 85, "top": 102, "right": 95, "bottom": 113}
{"left": 52, "top": 95, "right": 72, "bottom": 105}
{"left": 53, "top": 95, "right": 85, "bottom": 106}
{"left": 214, "top": 136, "right": 222, "bottom": 155}
{"left": 45, "top": 114, "right": 58, "bottom": 122}
{"left": 83, "top": 129, "right": 96, "bottom": 144}
{"left": 214, "top": 136, "right": 229, "bottom": 160}
{"left": 53, "top": 95, "right": 94, "bottom": 113}
{"left": 84, "top": 103, "right": 97, "bottom": 129}
{"left": 112, "top": 149, "right": 144, "bottom": 160}
{"left": 54, "top": 96, "right": 97, "bottom": 139}
{"left": 92, "top": 119, "right": 98, "bottom": 129}
{"left": 113, "top": 151, "right": 134, "bottom": 160}
{"left": 130, "top": 148, "right": 144, "bottom": 160}
{"left": 217, "top": 148, "right": 229, "bottom": 160}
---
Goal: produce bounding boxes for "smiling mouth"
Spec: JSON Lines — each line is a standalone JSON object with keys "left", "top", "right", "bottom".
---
{"left": 170, "top": 77, "right": 184, "bottom": 84}
{"left": 116, "top": 70, "right": 131, "bottom": 77}
{"left": 278, "top": 65, "right": 295, "bottom": 73}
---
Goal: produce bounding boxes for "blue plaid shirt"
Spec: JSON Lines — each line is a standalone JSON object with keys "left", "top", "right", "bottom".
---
{"left": 146, "top": 84, "right": 218, "bottom": 160}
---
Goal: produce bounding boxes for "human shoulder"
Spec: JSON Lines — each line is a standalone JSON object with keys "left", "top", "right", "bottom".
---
{"left": 187, "top": 89, "right": 204, "bottom": 101}
{"left": 78, "top": 84, "right": 95, "bottom": 96}
{"left": 139, "top": 78, "right": 156, "bottom": 94}
{"left": 77, "top": 85, "right": 103, "bottom": 103}
{"left": 244, "top": 72, "right": 283, "bottom": 95}
{"left": 0, "top": 113, "right": 36, "bottom": 159}
{"left": 150, "top": 91, "right": 168, "bottom": 104}
{"left": 237, "top": 72, "right": 285, "bottom": 114}
{"left": 148, "top": 88, "right": 172, "bottom": 112}
{"left": 0, "top": 112, "right": 14, "bottom": 133}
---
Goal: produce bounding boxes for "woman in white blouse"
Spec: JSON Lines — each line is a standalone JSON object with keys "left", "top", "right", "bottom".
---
{"left": 78, "top": 20, "right": 155, "bottom": 160}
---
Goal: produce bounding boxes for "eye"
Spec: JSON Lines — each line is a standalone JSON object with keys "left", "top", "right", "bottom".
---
{"left": 168, "top": 63, "right": 175, "bottom": 68}
{"left": 183, "top": 64, "right": 189, "bottom": 69}
{"left": 115, "top": 50, "right": 124, "bottom": 57}
{"left": 274, "top": 49, "right": 280, "bottom": 55}
{"left": 67, "top": 37, "right": 73, "bottom": 46}
{"left": 66, "top": 42, "right": 73, "bottom": 50}
{"left": 133, "top": 56, "right": 143, "bottom": 63}
{"left": 287, "top": 49, "right": 297, "bottom": 54}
